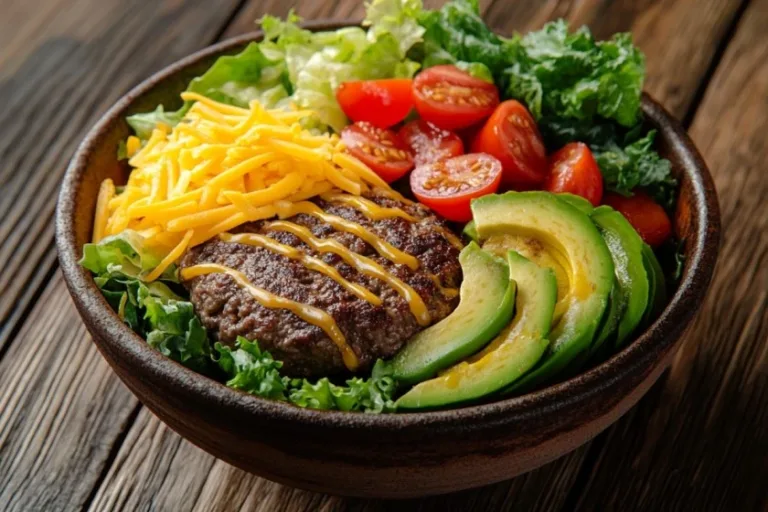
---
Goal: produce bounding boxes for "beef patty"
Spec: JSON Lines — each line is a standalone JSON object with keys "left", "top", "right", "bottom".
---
{"left": 180, "top": 193, "right": 463, "bottom": 377}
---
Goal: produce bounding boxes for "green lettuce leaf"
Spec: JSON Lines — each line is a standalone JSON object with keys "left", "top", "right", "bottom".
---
{"left": 80, "top": 231, "right": 212, "bottom": 372}
{"left": 364, "top": 0, "right": 426, "bottom": 58}
{"left": 265, "top": 10, "right": 422, "bottom": 132}
{"left": 215, "top": 337, "right": 288, "bottom": 400}
{"left": 288, "top": 360, "right": 397, "bottom": 413}
{"left": 502, "top": 20, "right": 644, "bottom": 127}
{"left": 417, "top": 0, "right": 513, "bottom": 77}
{"left": 80, "top": 230, "right": 172, "bottom": 280}
{"left": 126, "top": 105, "right": 187, "bottom": 142}
{"left": 541, "top": 117, "right": 676, "bottom": 208}
{"left": 213, "top": 337, "right": 397, "bottom": 412}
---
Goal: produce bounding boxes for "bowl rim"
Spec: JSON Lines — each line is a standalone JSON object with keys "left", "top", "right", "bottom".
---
{"left": 56, "top": 22, "right": 720, "bottom": 431}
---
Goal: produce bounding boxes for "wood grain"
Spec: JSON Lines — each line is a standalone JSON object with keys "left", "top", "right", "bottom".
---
{"left": 0, "top": 274, "right": 139, "bottom": 511}
{"left": 0, "top": 0, "right": 241, "bottom": 355}
{"left": 568, "top": 0, "right": 768, "bottom": 509}
{"left": 83, "top": 1, "right": 749, "bottom": 510}
{"left": 89, "top": 408, "right": 591, "bottom": 512}
{"left": 0, "top": 1, "right": 243, "bottom": 510}
{"left": 0, "top": 0, "right": 761, "bottom": 510}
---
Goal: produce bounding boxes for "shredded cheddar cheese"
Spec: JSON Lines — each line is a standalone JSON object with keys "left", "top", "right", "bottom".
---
{"left": 97, "top": 93, "right": 394, "bottom": 280}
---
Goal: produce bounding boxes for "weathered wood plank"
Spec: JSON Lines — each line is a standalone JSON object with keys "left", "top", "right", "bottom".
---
{"left": 85, "top": 0, "right": 746, "bottom": 510}
{"left": 0, "top": 0, "right": 242, "bottom": 355}
{"left": 87, "top": 409, "right": 589, "bottom": 512}
{"left": 0, "top": 1, "right": 245, "bottom": 510}
{"left": 0, "top": 274, "right": 140, "bottom": 511}
{"left": 569, "top": 0, "right": 768, "bottom": 509}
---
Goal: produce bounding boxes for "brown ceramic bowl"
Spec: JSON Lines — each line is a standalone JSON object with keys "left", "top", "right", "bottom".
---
{"left": 56, "top": 23, "right": 720, "bottom": 498}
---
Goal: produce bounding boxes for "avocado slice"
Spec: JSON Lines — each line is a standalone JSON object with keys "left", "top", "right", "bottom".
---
{"left": 590, "top": 279, "right": 625, "bottom": 355}
{"left": 471, "top": 192, "right": 614, "bottom": 391}
{"left": 556, "top": 193, "right": 595, "bottom": 214}
{"left": 591, "top": 206, "right": 650, "bottom": 349}
{"left": 396, "top": 251, "right": 556, "bottom": 410}
{"left": 463, "top": 220, "right": 479, "bottom": 242}
{"left": 641, "top": 243, "right": 667, "bottom": 327}
{"left": 387, "top": 242, "right": 516, "bottom": 386}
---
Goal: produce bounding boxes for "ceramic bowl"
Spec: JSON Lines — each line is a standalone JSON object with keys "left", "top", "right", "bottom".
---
{"left": 56, "top": 23, "right": 720, "bottom": 498}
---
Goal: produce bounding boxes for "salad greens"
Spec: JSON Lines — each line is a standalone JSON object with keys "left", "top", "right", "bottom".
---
{"left": 81, "top": 232, "right": 396, "bottom": 412}
{"left": 97, "top": 0, "right": 679, "bottom": 411}
{"left": 125, "top": 0, "right": 674, "bottom": 206}
{"left": 408, "top": 0, "right": 675, "bottom": 206}
{"left": 128, "top": 5, "right": 423, "bottom": 136}
{"left": 216, "top": 338, "right": 396, "bottom": 412}
{"left": 81, "top": 231, "right": 211, "bottom": 372}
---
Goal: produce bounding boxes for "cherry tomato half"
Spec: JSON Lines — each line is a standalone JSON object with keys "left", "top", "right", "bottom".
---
{"left": 544, "top": 142, "right": 604, "bottom": 206}
{"left": 341, "top": 122, "right": 414, "bottom": 183}
{"left": 336, "top": 79, "right": 414, "bottom": 128}
{"left": 471, "top": 100, "right": 547, "bottom": 189}
{"left": 410, "top": 153, "right": 502, "bottom": 222}
{"left": 603, "top": 191, "right": 673, "bottom": 247}
{"left": 398, "top": 120, "right": 464, "bottom": 167}
{"left": 413, "top": 65, "right": 500, "bottom": 131}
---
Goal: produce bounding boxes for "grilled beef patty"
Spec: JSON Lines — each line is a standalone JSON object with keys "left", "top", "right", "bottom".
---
{"left": 180, "top": 193, "right": 462, "bottom": 377}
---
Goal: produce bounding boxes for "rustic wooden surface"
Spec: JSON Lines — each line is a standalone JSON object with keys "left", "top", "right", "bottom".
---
{"left": 0, "top": 0, "right": 765, "bottom": 510}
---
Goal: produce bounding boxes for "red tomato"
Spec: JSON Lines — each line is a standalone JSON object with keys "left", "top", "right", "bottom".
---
{"left": 603, "top": 191, "right": 673, "bottom": 247}
{"left": 410, "top": 153, "right": 502, "bottom": 222}
{"left": 544, "top": 142, "right": 603, "bottom": 206}
{"left": 341, "top": 122, "right": 414, "bottom": 183}
{"left": 398, "top": 120, "right": 464, "bottom": 167}
{"left": 336, "top": 79, "right": 414, "bottom": 128}
{"left": 412, "top": 65, "right": 500, "bottom": 131}
{"left": 471, "top": 100, "right": 547, "bottom": 189}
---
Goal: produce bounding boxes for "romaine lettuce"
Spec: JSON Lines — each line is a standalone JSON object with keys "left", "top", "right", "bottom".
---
{"left": 81, "top": 231, "right": 211, "bottom": 372}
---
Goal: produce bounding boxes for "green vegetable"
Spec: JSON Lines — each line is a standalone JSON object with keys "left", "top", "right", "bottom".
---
{"left": 186, "top": 42, "right": 291, "bottom": 108}
{"left": 288, "top": 360, "right": 397, "bottom": 413}
{"left": 502, "top": 20, "right": 644, "bottom": 127}
{"left": 417, "top": 0, "right": 512, "bottom": 75}
{"left": 215, "top": 338, "right": 288, "bottom": 400}
{"left": 214, "top": 338, "right": 396, "bottom": 412}
{"left": 456, "top": 61, "right": 494, "bottom": 82}
{"left": 541, "top": 118, "right": 676, "bottom": 208}
{"left": 126, "top": 3, "right": 424, "bottom": 140}
{"left": 263, "top": 5, "right": 422, "bottom": 132}
{"left": 81, "top": 231, "right": 211, "bottom": 372}
{"left": 126, "top": 105, "right": 187, "bottom": 142}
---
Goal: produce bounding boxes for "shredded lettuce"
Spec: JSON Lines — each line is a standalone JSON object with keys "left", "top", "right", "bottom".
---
{"left": 262, "top": 5, "right": 423, "bottom": 131}
{"left": 126, "top": 2, "right": 424, "bottom": 139}
{"left": 81, "top": 231, "right": 211, "bottom": 372}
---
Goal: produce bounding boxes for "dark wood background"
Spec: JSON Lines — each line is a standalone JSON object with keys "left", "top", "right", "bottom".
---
{"left": 1, "top": 0, "right": 766, "bottom": 510}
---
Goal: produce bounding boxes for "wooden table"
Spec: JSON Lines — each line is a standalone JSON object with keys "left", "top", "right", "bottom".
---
{"left": 1, "top": 0, "right": 765, "bottom": 510}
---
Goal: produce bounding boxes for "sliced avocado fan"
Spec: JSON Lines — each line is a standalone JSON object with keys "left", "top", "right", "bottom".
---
{"left": 590, "top": 205, "right": 650, "bottom": 349}
{"left": 397, "top": 251, "right": 556, "bottom": 410}
{"left": 470, "top": 192, "right": 614, "bottom": 392}
{"left": 641, "top": 243, "right": 667, "bottom": 327}
{"left": 386, "top": 242, "right": 516, "bottom": 386}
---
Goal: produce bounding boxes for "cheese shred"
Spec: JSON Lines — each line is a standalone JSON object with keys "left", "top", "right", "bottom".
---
{"left": 96, "top": 94, "right": 393, "bottom": 281}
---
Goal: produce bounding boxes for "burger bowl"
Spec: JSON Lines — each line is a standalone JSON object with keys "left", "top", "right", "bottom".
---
{"left": 56, "top": 22, "right": 720, "bottom": 498}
